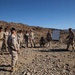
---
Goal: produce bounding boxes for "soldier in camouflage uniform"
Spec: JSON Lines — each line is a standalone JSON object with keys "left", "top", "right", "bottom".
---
{"left": 29, "top": 30, "right": 35, "bottom": 48}
{"left": 0, "top": 27, "right": 4, "bottom": 54}
{"left": 4, "top": 27, "right": 9, "bottom": 52}
{"left": 8, "top": 28, "right": 20, "bottom": 72}
{"left": 46, "top": 30, "right": 52, "bottom": 47}
{"left": 40, "top": 37, "right": 46, "bottom": 47}
{"left": 66, "top": 28, "right": 75, "bottom": 51}
{"left": 17, "top": 30, "right": 22, "bottom": 49}
{"left": 18, "top": 30, "right": 24, "bottom": 48}
{"left": 24, "top": 30, "right": 29, "bottom": 48}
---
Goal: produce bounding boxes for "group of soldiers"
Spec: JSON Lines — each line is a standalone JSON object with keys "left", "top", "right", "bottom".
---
{"left": 0, "top": 26, "right": 35, "bottom": 72}
{"left": 0, "top": 26, "right": 75, "bottom": 72}
{"left": 40, "top": 28, "right": 75, "bottom": 51}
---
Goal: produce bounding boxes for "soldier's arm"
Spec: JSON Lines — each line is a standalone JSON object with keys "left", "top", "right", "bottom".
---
{"left": 11, "top": 37, "right": 18, "bottom": 51}
{"left": 66, "top": 36, "right": 69, "bottom": 39}
{"left": 66, "top": 33, "right": 70, "bottom": 39}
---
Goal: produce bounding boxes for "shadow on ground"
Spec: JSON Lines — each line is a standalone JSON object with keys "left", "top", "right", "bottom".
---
{"left": 0, "top": 65, "right": 11, "bottom": 72}
{"left": 0, "top": 52, "right": 10, "bottom": 55}
{"left": 0, "top": 68, "right": 11, "bottom": 72}
{"left": 34, "top": 49, "right": 70, "bottom": 53}
{"left": 0, "top": 65, "right": 11, "bottom": 67}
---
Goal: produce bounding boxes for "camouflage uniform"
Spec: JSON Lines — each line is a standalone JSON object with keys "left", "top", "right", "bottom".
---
{"left": 0, "top": 29, "right": 4, "bottom": 53}
{"left": 24, "top": 32, "right": 29, "bottom": 47}
{"left": 46, "top": 31, "right": 52, "bottom": 47}
{"left": 29, "top": 31, "right": 35, "bottom": 48}
{"left": 40, "top": 37, "right": 45, "bottom": 47}
{"left": 20, "top": 33, "right": 23, "bottom": 47}
{"left": 17, "top": 33, "right": 21, "bottom": 48}
{"left": 4, "top": 31, "right": 9, "bottom": 51}
{"left": 66, "top": 28, "right": 74, "bottom": 50}
{"left": 8, "top": 33, "right": 19, "bottom": 71}
{"left": 17, "top": 30, "right": 24, "bottom": 48}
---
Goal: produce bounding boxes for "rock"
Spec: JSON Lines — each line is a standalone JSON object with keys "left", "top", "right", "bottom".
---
{"left": 27, "top": 72, "right": 31, "bottom": 75}
{"left": 65, "top": 64, "right": 69, "bottom": 66}
{"left": 22, "top": 71, "right": 27, "bottom": 75}
{"left": 22, "top": 71, "right": 31, "bottom": 75}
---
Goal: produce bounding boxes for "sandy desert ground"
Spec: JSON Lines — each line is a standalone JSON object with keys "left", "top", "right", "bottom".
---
{"left": 0, "top": 41, "right": 75, "bottom": 75}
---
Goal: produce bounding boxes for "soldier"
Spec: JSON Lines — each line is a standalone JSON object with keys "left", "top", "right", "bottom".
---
{"left": 24, "top": 30, "right": 29, "bottom": 48}
{"left": 40, "top": 37, "right": 46, "bottom": 47}
{"left": 8, "top": 28, "right": 20, "bottom": 72}
{"left": 17, "top": 30, "right": 22, "bottom": 49}
{"left": 0, "top": 27, "right": 4, "bottom": 54}
{"left": 17, "top": 30, "right": 24, "bottom": 48}
{"left": 29, "top": 30, "right": 35, "bottom": 48}
{"left": 20, "top": 30, "right": 24, "bottom": 48}
{"left": 46, "top": 30, "right": 52, "bottom": 47}
{"left": 4, "top": 27, "right": 9, "bottom": 52}
{"left": 66, "top": 28, "right": 75, "bottom": 51}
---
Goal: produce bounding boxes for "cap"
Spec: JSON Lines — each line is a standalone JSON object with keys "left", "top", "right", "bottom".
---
{"left": 69, "top": 28, "right": 72, "bottom": 31}
{"left": 11, "top": 27, "right": 16, "bottom": 32}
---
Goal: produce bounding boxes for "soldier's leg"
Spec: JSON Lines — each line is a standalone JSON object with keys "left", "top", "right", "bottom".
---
{"left": 66, "top": 43, "right": 70, "bottom": 50}
{"left": 43, "top": 43, "right": 45, "bottom": 47}
{"left": 47, "top": 42, "right": 49, "bottom": 47}
{"left": 15, "top": 52, "right": 19, "bottom": 67}
{"left": 6, "top": 44, "right": 8, "bottom": 52}
{"left": 70, "top": 39, "right": 74, "bottom": 52}
{"left": 11, "top": 51, "right": 15, "bottom": 68}
{"left": 18, "top": 40, "right": 20, "bottom": 49}
{"left": 30, "top": 40, "right": 33, "bottom": 47}
{"left": 0, "top": 41, "right": 2, "bottom": 51}
{"left": 5, "top": 41, "right": 8, "bottom": 52}
{"left": 33, "top": 40, "right": 35, "bottom": 47}
{"left": 45, "top": 41, "right": 48, "bottom": 47}
{"left": 48, "top": 42, "right": 50, "bottom": 47}
{"left": 66, "top": 40, "right": 70, "bottom": 50}
{"left": 27, "top": 41, "right": 28, "bottom": 47}
{"left": 20, "top": 41, "right": 22, "bottom": 48}
{"left": 11, "top": 51, "right": 18, "bottom": 71}
{"left": 40, "top": 43, "right": 41, "bottom": 47}
{"left": 25, "top": 40, "right": 28, "bottom": 48}
{"left": 8, "top": 46, "right": 12, "bottom": 54}
{"left": 72, "top": 43, "right": 74, "bottom": 51}
{"left": 0, "top": 41, "right": 4, "bottom": 54}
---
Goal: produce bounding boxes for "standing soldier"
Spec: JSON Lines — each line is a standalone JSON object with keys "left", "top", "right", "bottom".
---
{"left": 17, "top": 30, "right": 21, "bottom": 49}
{"left": 66, "top": 28, "right": 75, "bottom": 51}
{"left": 29, "top": 30, "right": 35, "bottom": 48}
{"left": 20, "top": 30, "right": 24, "bottom": 48}
{"left": 4, "top": 27, "right": 9, "bottom": 52}
{"left": 17, "top": 30, "right": 24, "bottom": 48}
{"left": 8, "top": 28, "right": 20, "bottom": 72}
{"left": 46, "top": 30, "right": 52, "bottom": 47}
{"left": 0, "top": 27, "right": 4, "bottom": 54}
{"left": 24, "top": 30, "right": 29, "bottom": 48}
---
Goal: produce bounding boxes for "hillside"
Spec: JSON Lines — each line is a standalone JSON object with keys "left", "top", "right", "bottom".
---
{"left": 0, "top": 21, "right": 68, "bottom": 42}
{"left": 0, "top": 21, "right": 75, "bottom": 75}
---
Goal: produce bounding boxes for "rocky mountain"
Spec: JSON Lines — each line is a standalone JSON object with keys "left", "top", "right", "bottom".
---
{"left": 0, "top": 21, "right": 61, "bottom": 43}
